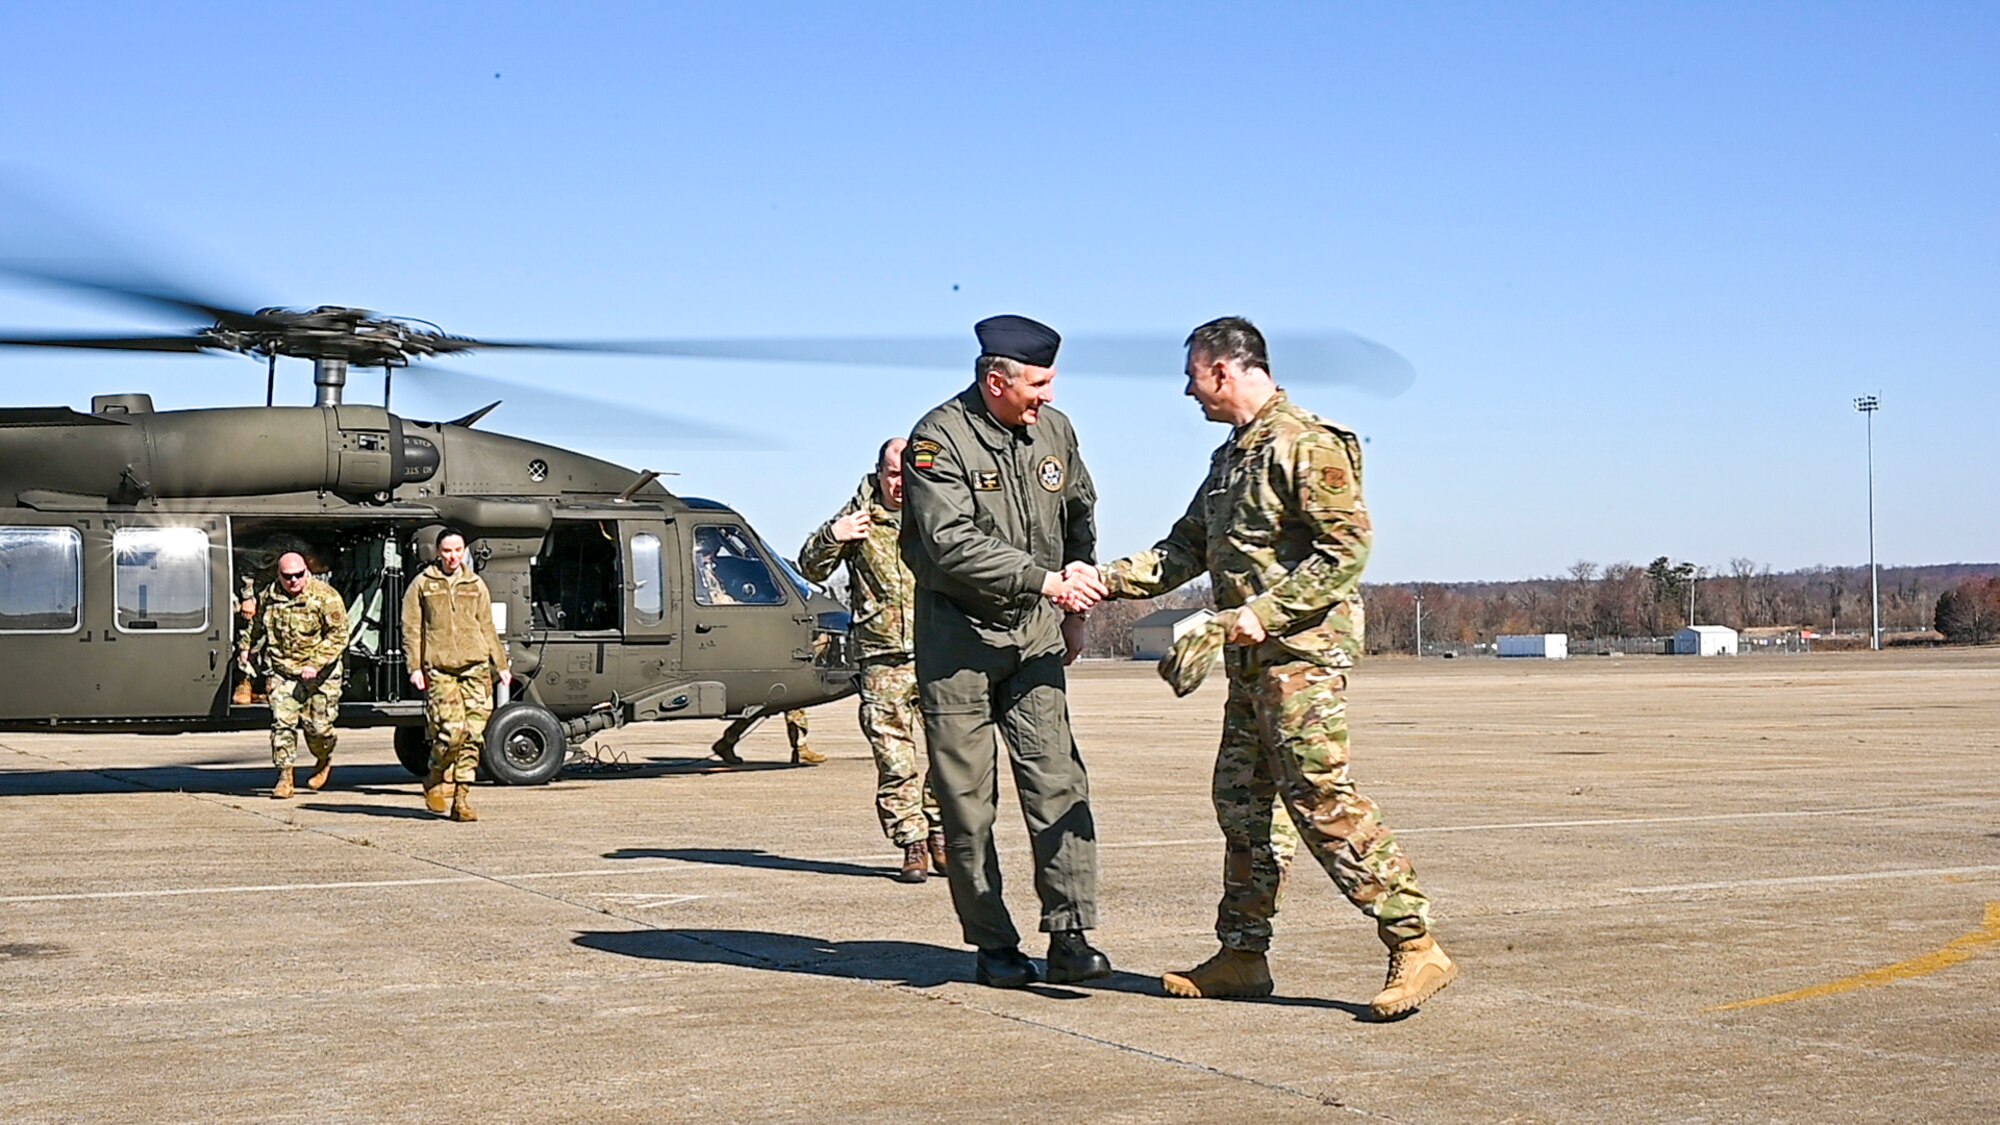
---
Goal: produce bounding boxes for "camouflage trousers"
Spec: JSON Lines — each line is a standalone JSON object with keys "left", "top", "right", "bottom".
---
{"left": 267, "top": 667, "right": 342, "bottom": 769}
{"left": 858, "top": 656, "right": 941, "bottom": 846}
{"left": 1213, "top": 652, "right": 1430, "bottom": 951}
{"left": 423, "top": 664, "right": 494, "bottom": 784}
{"left": 715, "top": 709, "right": 811, "bottom": 754}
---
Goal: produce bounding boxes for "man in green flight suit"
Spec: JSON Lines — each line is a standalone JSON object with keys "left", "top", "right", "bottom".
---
{"left": 1094, "top": 317, "right": 1456, "bottom": 1020}
{"left": 799, "top": 436, "right": 944, "bottom": 884}
{"left": 251, "top": 551, "right": 348, "bottom": 799}
{"left": 901, "top": 314, "right": 1112, "bottom": 989}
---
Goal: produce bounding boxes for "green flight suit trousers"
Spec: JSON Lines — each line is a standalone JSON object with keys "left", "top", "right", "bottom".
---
{"left": 917, "top": 598, "right": 1099, "bottom": 950}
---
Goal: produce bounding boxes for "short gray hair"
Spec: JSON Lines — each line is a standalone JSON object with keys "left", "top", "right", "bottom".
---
{"left": 1185, "top": 316, "right": 1269, "bottom": 374}
{"left": 975, "top": 354, "right": 1026, "bottom": 384}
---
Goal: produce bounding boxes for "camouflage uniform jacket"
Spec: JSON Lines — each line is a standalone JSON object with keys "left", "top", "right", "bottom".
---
{"left": 901, "top": 384, "right": 1097, "bottom": 651}
{"left": 797, "top": 473, "right": 915, "bottom": 659}
{"left": 1103, "top": 391, "right": 1370, "bottom": 668}
{"left": 249, "top": 576, "right": 349, "bottom": 677}
{"left": 400, "top": 563, "right": 509, "bottom": 674}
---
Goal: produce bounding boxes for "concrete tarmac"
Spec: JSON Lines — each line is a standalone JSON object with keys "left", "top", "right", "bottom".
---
{"left": 3, "top": 649, "right": 1997, "bottom": 1122}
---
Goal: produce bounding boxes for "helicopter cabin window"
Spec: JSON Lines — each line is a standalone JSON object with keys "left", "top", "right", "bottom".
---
{"left": 0, "top": 527, "right": 83, "bottom": 633}
{"left": 531, "top": 521, "right": 622, "bottom": 632}
{"left": 114, "top": 527, "right": 210, "bottom": 633}
{"left": 692, "top": 525, "right": 785, "bottom": 607}
{"left": 631, "top": 532, "right": 665, "bottom": 626}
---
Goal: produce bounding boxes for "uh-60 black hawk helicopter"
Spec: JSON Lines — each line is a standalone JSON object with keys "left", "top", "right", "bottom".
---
{"left": 0, "top": 251, "right": 878, "bottom": 786}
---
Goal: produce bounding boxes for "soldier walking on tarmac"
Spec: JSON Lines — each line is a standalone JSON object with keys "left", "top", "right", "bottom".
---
{"left": 1096, "top": 317, "right": 1455, "bottom": 1020}
{"left": 251, "top": 552, "right": 348, "bottom": 799}
{"left": 401, "top": 528, "right": 512, "bottom": 822}
{"left": 799, "top": 436, "right": 945, "bottom": 884}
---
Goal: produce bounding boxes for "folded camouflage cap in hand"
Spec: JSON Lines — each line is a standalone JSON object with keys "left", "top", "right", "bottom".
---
{"left": 1158, "top": 615, "right": 1228, "bottom": 698}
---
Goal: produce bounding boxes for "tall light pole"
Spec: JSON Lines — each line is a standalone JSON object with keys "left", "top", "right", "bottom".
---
{"left": 1854, "top": 395, "right": 1881, "bottom": 651}
{"left": 1413, "top": 588, "right": 1424, "bottom": 660}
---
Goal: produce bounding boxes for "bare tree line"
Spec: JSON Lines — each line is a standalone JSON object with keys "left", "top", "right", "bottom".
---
{"left": 1357, "top": 559, "right": 2000, "bottom": 656}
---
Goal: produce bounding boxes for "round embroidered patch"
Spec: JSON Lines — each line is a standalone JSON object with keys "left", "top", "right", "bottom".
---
{"left": 1038, "top": 455, "right": 1064, "bottom": 492}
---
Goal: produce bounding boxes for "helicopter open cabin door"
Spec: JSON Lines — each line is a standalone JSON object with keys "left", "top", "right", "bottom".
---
{"left": 0, "top": 511, "right": 228, "bottom": 722}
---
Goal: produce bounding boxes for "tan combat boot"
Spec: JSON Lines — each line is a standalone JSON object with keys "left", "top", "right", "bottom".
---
{"left": 792, "top": 746, "right": 827, "bottom": 766}
{"left": 927, "top": 831, "right": 948, "bottom": 875}
{"left": 231, "top": 678, "right": 254, "bottom": 706}
{"left": 306, "top": 756, "right": 333, "bottom": 791}
{"left": 423, "top": 769, "right": 449, "bottom": 815}
{"left": 1369, "top": 935, "right": 1457, "bottom": 1020}
{"left": 449, "top": 784, "right": 479, "bottom": 823}
{"left": 270, "top": 768, "right": 295, "bottom": 800}
{"left": 1161, "top": 947, "right": 1273, "bottom": 999}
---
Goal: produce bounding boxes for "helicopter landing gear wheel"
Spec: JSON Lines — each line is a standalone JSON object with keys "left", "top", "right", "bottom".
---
{"left": 480, "top": 702, "right": 567, "bottom": 786}
{"left": 393, "top": 724, "right": 430, "bottom": 778}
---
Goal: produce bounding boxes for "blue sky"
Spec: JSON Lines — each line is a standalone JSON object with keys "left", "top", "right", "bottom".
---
{"left": 0, "top": 3, "right": 1992, "bottom": 581}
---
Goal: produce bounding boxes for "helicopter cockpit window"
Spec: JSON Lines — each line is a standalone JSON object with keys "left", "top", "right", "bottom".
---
{"left": 0, "top": 527, "right": 83, "bottom": 633}
{"left": 692, "top": 525, "right": 786, "bottom": 607}
{"left": 113, "top": 527, "right": 210, "bottom": 633}
{"left": 631, "top": 532, "right": 664, "bottom": 626}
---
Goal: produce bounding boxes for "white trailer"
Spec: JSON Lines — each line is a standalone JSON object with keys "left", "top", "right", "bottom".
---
{"left": 1673, "top": 625, "right": 1739, "bottom": 656}
{"left": 1497, "top": 633, "right": 1569, "bottom": 659}
{"left": 1132, "top": 608, "right": 1215, "bottom": 661}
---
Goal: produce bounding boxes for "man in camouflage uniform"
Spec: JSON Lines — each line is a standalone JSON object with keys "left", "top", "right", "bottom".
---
{"left": 711, "top": 708, "right": 821, "bottom": 766}
{"left": 251, "top": 552, "right": 348, "bottom": 799}
{"left": 901, "top": 314, "right": 1112, "bottom": 989}
{"left": 799, "top": 436, "right": 944, "bottom": 884}
{"left": 401, "top": 528, "right": 512, "bottom": 822}
{"left": 1095, "top": 317, "right": 1456, "bottom": 1020}
{"left": 231, "top": 574, "right": 261, "bottom": 706}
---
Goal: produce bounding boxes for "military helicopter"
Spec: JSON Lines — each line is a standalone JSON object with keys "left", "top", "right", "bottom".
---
{"left": 0, "top": 247, "right": 874, "bottom": 787}
{"left": 0, "top": 191, "right": 1416, "bottom": 788}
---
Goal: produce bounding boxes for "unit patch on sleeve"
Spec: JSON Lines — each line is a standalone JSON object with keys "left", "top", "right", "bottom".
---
{"left": 910, "top": 440, "right": 941, "bottom": 472}
{"left": 1037, "top": 455, "right": 1065, "bottom": 492}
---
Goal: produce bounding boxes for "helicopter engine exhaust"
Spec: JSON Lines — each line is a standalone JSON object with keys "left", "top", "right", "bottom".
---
{"left": 0, "top": 404, "right": 438, "bottom": 505}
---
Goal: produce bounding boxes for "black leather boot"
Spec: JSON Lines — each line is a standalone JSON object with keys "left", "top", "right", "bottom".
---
{"left": 974, "top": 946, "right": 1040, "bottom": 989}
{"left": 1045, "top": 930, "right": 1111, "bottom": 984}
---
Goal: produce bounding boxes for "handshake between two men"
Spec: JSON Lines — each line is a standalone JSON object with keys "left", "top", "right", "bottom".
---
{"left": 1042, "top": 560, "right": 1272, "bottom": 657}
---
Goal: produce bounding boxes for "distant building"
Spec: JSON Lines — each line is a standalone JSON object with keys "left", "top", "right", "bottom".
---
{"left": 1132, "top": 607, "right": 1214, "bottom": 661}
{"left": 1497, "top": 633, "right": 1568, "bottom": 659}
{"left": 1673, "top": 625, "right": 1739, "bottom": 656}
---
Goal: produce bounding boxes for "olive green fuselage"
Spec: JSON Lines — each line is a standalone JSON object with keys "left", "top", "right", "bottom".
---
{"left": 0, "top": 400, "right": 854, "bottom": 734}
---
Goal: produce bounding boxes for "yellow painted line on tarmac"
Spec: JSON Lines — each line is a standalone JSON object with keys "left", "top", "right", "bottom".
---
{"left": 1707, "top": 901, "right": 2000, "bottom": 1012}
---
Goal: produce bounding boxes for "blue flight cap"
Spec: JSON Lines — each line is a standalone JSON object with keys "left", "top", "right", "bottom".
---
{"left": 974, "top": 314, "right": 1061, "bottom": 368}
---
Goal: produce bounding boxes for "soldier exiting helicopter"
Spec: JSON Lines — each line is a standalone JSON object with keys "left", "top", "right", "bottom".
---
{"left": 401, "top": 528, "right": 512, "bottom": 822}
{"left": 249, "top": 552, "right": 348, "bottom": 799}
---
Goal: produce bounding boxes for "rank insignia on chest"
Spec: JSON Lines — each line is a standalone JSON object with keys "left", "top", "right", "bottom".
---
{"left": 911, "top": 440, "right": 941, "bottom": 471}
{"left": 1037, "top": 455, "right": 1065, "bottom": 492}
{"left": 973, "top": 470, "right": 1002, "bottom": 491}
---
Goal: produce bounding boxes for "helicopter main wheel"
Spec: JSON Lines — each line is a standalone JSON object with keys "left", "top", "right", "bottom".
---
{"left": 393, "top": 724, "right": 431, "bottom": 778}
{"left": 481, "top": 702, "right": 567, "bottom": 786}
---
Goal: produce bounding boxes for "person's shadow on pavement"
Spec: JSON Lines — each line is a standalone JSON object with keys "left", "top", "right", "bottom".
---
{"left": 604, "top": 847, "right": 893, "bottom": 880}
{"left": 572, "top": 928, "right": 1369, "bottom": 1015}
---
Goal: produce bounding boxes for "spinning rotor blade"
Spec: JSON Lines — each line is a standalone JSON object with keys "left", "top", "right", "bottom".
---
{"left": 397, "top": 368, "right": 767, "bottom": 450}
{"left": 0, "top": 332, "right": 209, "bottom": 353}
{"left": 0, "top": 174, "right": 271, "bottom": 330}
{"left": 460, "top": 330, "right": 1418, "bottom": 397}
